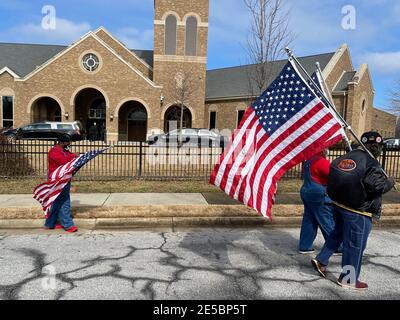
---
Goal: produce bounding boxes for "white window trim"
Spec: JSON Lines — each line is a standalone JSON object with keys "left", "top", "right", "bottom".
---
{"left": 79, "top": 50, "right": 103, "bottom": 75}
{"left": 0, "top": 67, "right": 20, "bottom": 79}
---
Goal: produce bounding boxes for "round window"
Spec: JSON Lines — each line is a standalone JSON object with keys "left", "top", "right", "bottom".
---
{"left": 82, "top": 54, "right": 100, "bottom": 72}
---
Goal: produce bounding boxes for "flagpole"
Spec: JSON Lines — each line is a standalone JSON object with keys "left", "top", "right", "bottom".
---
{"left": 284, "top": 47, "right": 388, "bottom": 171}
{"left": 315, "top": 61, "right": 353, "bottom": 152}
{"left": 315, "top": 62, "right": 334, "bottom": 106}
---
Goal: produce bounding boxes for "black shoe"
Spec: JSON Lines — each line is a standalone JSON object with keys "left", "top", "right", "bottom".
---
{"left": 299, "top": 249, "right": 315, "bottom": 254}
{"left": 311, "top": 259, "right": 327, "bottom": 278}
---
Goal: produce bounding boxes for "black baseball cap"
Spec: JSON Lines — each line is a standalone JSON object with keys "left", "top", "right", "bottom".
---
{"left": 58, "top": 134, "right": 72, "bottom": 143}
{"left": 360, "top": 131, "right": 383, "bottom": 145}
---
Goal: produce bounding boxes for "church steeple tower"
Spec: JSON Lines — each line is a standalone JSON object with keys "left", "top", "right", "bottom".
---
{"left": 153, "top": 0, "right": 209, "bottom": 130}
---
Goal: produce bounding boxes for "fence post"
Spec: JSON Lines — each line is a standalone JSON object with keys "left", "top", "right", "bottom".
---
{"left": 381, "top": 146, "right": 387, "bottom": 171}
{"left": 139, "top": 141, "right": 143, "bottom": 177}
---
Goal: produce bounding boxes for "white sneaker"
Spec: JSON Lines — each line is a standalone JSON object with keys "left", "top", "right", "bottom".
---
{"left": 299, "top": 249, "right": 315, "bottom": 254}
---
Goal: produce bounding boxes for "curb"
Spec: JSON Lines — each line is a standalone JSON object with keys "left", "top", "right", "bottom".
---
{"left": 1, "top": 204, "right": 400, "bottom": 230}
{"left": 1, "top": 216, "right": 400, "bottom": 230}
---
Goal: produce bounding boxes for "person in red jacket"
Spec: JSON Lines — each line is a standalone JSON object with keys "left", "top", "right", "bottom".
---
{"left": 299, "top": 149, "right": 341, "bottom": 254}
{"left": 45, "top": 135, "right": 78, "bottom": 233}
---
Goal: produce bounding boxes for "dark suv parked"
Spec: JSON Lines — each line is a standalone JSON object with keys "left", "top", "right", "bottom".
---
{"left": 14, "top": 121, "right": 85, "bottom": 141}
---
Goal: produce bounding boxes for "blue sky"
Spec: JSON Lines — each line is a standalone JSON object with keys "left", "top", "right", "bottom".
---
{"left": 0, "top": 0, "right": 399, "bottom": 112}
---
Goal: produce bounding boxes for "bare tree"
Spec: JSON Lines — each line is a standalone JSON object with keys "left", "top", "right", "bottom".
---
{"left": 244, "top": 0, "right": 294, "bottom": 98}
{"left": 389, "top": 79, "right": 400, "bottom": 115}
{"left": 388, "top": 79, "right": 400, "bottom": 137}
{"left": 170, "top": 66, "right": 199, "bottom": 145}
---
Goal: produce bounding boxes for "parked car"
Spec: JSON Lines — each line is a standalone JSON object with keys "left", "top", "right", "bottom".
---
{"left": 14, "top": 121, "right": 85, "bottom": 141}
{"left": 147, "top": 128, "right": 229, "bottom": 147}
{"left": 384, "top": 138, "right": 400, "bottom": 150}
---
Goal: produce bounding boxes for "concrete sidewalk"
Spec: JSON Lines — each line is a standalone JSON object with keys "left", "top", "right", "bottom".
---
{"left": 0, "top": 191, "right": 399, "bottom": 208}
{"left": 0, "top": 192, "right": 399, "bottom": 230}
{"left": 0, "top": 193, "right": 209, "bottom": 208}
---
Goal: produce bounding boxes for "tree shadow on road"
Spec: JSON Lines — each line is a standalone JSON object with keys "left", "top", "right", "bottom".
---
{"left": 177, "top": 227, "right": 331, "bottom": 299}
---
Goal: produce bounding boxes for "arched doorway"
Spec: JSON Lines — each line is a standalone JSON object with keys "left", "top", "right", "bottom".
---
{"left": 31, "top": 97, "right": 62, "bottom": 123}
{"left": 164, "top": 105, "right": 192, "bottom": 132}
{"left": 118, "top": 101, "right": 148, "bottom": 141}
{"left": 74, "top": 88, "right": 106, "bottom": 140}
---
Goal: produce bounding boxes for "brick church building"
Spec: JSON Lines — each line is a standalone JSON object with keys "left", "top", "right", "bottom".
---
{"left": 0, "top": 0, "right": 396, "bottom": 141}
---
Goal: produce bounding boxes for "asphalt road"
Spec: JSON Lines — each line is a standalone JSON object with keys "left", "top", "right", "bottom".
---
{"left": 0, "top": 228, "right": 399, "bottom": 300}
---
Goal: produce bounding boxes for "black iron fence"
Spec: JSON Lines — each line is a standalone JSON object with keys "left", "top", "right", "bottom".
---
{"left": 1, "top": 139, "right": 400, "bottom": 181}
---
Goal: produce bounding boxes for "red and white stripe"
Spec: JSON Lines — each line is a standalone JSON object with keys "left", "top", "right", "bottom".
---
{"left": 33, "top": 158, "right": 78, "bottom": 218}
{"left": 210, "top": 98, "right": 343, "bottom": 220}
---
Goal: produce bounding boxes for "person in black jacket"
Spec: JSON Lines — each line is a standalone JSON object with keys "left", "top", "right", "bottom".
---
{"left": 311, "top": 131, "right": 395, "bottom": 290}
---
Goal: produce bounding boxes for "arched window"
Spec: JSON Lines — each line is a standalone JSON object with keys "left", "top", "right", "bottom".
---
{"left": 361, "top": 100, "right": 366, "bottom": 114}
{"left": 89, "top": 99, "right": 106, "bottom": 119}
{"left": 165, "top": 15, "right": 177, "bottom": 55}
{"left": 185, "top": 16, "right": 198, "bottom": 56}
{"left": 128, "top": 109, "right": 147, "bottom": 121}
{"left": 164, "top": 105, "right": 192, "bottom": 132}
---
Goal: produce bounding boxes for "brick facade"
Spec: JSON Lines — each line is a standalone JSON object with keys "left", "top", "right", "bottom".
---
{"left": 204, "top": 44, "right": 396, "bottom": 140}
{"left": 0, "top": 0, "right": 396, "bottom": 142}
{"left": 153, "top": 0, "right": 209, "bottom": 130}
{"left": 372, "top": 109, "right": 397, "bottom": 138}
{"left": 0, "top": 34, "right": 163, "bottom": 141}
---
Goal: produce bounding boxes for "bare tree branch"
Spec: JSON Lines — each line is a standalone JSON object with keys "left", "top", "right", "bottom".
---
{"left": 388, "top": 79, "right": 400, "bottom": 116}
{"left": 244, "top": 0, "right": 295, "bottom": 99}
{"left": 170, "top": 65, "right": 199, "bottom": 144}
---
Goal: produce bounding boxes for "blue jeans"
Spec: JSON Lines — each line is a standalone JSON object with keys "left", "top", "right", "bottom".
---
{"left": 45, "top": 183, "right": 75, "bottom": 230}
{"left": 299, "top": 188, "right": 336, "bottom": 251}
{"left": 316, "top": 206, "right": 372, "bottom": 283}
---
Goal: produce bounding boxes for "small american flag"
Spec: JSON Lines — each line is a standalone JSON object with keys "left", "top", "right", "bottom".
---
{"left": 33, "top": 147, "right": 110, "bottom": 218}
{"left": 210, "top": 60, "right": 345, "bottom": 220}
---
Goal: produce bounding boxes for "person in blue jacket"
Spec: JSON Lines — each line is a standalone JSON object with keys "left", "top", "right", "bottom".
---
{"left": 299, "top": 149, "right": 341, "bottom": 254}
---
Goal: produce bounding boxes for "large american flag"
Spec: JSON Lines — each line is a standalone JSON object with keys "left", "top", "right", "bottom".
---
{"left": 33, "top": 148, "right": 110, "bottom": 218}
{"left": 210, "top": 60, "right": 345, "bottom": 220}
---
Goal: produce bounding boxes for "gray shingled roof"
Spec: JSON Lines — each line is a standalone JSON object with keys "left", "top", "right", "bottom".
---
{"left": 0, "top": 43, "right": 154, "bottom": 77}
{"left": 1, "top": 42, "right": 335, "bottom": 100}
{"left": 205, "top": 52, "right": 335, "bottom": 100}
{"left": 0, "top": 43, "right": 66, "bottom": 77}
{"left": 333, "top": 71, "right": 356, "bottom": 92}
{"left": 132, "top": 49, "right": 154, "bottom": 68}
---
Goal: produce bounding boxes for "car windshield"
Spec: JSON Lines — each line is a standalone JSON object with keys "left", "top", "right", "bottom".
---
{"left": 57, "top": 124, "right": 73, "bottom": 130}
{"left": 199, "top": 130, "right": 218, "bottom": 137}
{"left": 23, "top": 124, "right": 51, "bottom": 130}
{"left": 182, "top": 129, "right": 198, "bottom": 135}
{"left": 168, "top": 129, "right": 199, "bottom": 135}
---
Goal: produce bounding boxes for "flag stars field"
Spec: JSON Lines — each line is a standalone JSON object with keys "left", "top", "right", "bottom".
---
{"left": 210, "top": 60, "right": 345, "bottom": 219}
